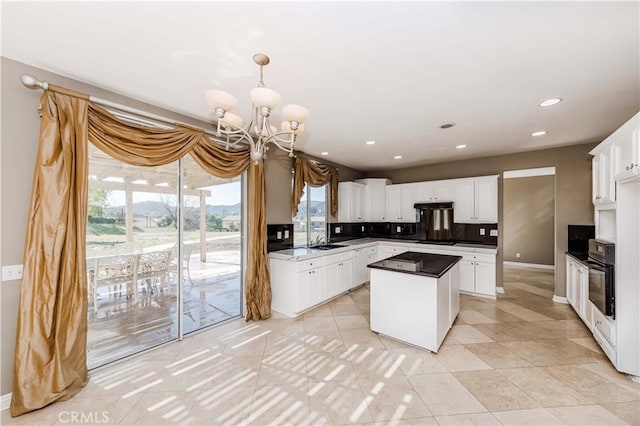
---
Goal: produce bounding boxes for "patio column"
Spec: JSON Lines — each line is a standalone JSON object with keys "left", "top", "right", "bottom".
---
{"left": 125, "top": 182, "right": 133, "bottom": 243}
{"left": 199, "top": 191, "right": 206, "bottom": 262}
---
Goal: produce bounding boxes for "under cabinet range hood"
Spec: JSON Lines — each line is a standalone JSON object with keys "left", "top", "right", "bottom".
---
{"left": 414, "top": 202, "right": 454, "bottom": 242}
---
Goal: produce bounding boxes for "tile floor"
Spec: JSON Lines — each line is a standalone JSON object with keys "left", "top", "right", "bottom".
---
{"left": 3, "top": 266, "right": 639, "bottom": 425}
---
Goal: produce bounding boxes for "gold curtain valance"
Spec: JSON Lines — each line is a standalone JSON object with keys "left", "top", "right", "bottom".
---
{"left": 291, "top": 155, "right": 339, "bottom": 217}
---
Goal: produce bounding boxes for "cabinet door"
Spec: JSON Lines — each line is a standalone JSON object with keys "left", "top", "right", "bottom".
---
{"left": 295, "top": 270, "right": 311, "bottom": 313}
{"left": 458, "top": 260, "right": 476, "bottom": 292}
{"left": 432, "top": 181, "right": 454, "bottom": 202}
{"left": 353, "top": 249, "right": 369, "bottom": 286}
{"left": 399, "top": 184, "right": 416, "bottom": 222}
{"left": 475, "top": 178, "right": 498, "bottom": 222}
{"left": 308, "top": 267, "right": 325, "bottom": 307}
{"left": 386, "top": 186, "right": 402, "bottom": 221}
{"left": 355, "top": 184, "right": 366, "bottom": 221}
{"left": 338, "top": 259, "right": 353, "bottom": 293}
{"left": 598, "top": 147, "right": 616, "bottom": 203}
{"left": 592, "top": 156, "right": 601, "bottom": 204}
{"left": 363, "top": 180, "right": 388, "bottom": 221}
{"left": 614, "top": 126, "right": 639, "bottom": 182}
{"left": 573, "top": 264, "right": 584, "bottom": 318}
{"left": 324, "top": 262, "right": 339, "bottom": 299}
{"left": 454, "top": 180, "right": 475, "bottom": 222}
{"left": 338, "top": 182, "right": 351, "bottom": 222}
{"left": 474, "top": 261, "right": 496, "bottom": 296}
{"left": 414, "top": 182, "right": 433, "bottom": 203}
{"left": 566, "top": 257, "right": 576, "bottom": 307}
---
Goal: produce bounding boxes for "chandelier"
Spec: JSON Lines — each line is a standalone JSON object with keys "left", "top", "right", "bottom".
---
{"left": 206, "top": 53, "right": 309, "bottom": 163}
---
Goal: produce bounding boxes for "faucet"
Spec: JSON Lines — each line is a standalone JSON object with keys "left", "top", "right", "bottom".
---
{"left": 312, "top": 235, "right": 326, "bottom": 246}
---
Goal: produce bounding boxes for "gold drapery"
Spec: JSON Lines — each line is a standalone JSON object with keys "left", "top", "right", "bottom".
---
{"left": 11, "top": 87, "right": 90, "bottom": 416}
{"left": 291, "top": 155, "right": 339, "bottom": 217}
{"left": 11, "top": 86, "right": 271, "bottom": 417}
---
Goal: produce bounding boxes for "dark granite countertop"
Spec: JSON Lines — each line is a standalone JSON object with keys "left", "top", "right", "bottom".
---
{"left": 368, "top": 251, "right": 462, "bottom": 278}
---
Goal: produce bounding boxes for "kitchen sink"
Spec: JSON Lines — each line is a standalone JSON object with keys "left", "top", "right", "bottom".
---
{"left": 309, "top": 244, "right": 345, "bottom": 250}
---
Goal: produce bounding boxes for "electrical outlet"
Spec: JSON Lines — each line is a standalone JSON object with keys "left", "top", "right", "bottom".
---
{"left": 335, "top": 227, "right": 341, "bottom": 234}
{"left": 276, "top": 231, "right": 282, "bottom": 240}
{"left": 2, "top": 264, "right": 23, "bottom": 281}
{"left": 480, "top": 228, "right": 486, "bottom": 236}
{"left": 284, "top": 229, "right": 289, "bottom": 239}
{"left": 490, "top": 229, "right": 498, "bottom": 237}
{"left": 361, "top": 225, "right": 365, "bottom": 232}
{"left": 396, "top": 226, "right": 402, "bottom": 233}
{"left": 516, "top": 252, "right": 521, "bottom": 258}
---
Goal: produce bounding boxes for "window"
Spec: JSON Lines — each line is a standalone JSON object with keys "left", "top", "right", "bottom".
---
{"left": 293, "top": 184, "right": 328, "bottom": 247}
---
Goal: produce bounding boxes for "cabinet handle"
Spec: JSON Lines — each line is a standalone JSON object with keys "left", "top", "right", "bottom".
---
{"left": 626, "top": 165, "right": 630, "bottom": 171}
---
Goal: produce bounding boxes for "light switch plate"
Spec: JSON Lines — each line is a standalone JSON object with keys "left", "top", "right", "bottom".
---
{"left": 396, "top": 226, "right": 402, "bottom": 232}
{"left": 335, "top": 227, "right": 341, "bottom": 234}
{"left": 284, "top": 230, "right": 290, "bottom": 239}
{"left": 276, "top": 231, "right": 282, "bottom": 240}
{"left": 490, "top": 229, "right": 498, "bottom": 236}
{"left": 2, "top": 264, "right": 23, "bottom": 281}
{"left": 480, "top": 228, "right": 486, "bottom": 236}
{"left": 361, "top": 225, "right": 365, "bottom": 232}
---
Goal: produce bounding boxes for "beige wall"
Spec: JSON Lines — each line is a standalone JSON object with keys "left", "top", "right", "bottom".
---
{"left": 264, "top": 150, "right": 365, "bottom": 224}
{"left": 503, "top": 175, "right": 555, "bottom": 265}
{"left": 365, "top": 142, "right": 597, "bottom": 296}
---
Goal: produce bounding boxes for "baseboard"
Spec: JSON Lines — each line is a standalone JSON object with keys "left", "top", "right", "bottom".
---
{"left": 504, "top": 261, "right": 555, "bottom": 270}
{"left": 496, "top": 286, "right": 505, "bottom": 294}
{"left": 1, "top": 392, "right": 11, "bottom": 412}
{"left": 552, "top": 295, "right": 569, "bottom": 304}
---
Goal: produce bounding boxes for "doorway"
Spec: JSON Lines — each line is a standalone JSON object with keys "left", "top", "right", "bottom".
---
{"left": 502, "top": 167, "right": 556, "bottom": 297}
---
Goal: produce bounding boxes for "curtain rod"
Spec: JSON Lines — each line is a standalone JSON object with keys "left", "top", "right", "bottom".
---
{"left": 20, "top": 74, "right": 221, "bottom": 139}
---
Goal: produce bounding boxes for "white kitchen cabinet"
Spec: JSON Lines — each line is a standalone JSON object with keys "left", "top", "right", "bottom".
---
{"left": 352, "top": 247, "right": 370, "bottom": 286}
{"left": 565, "top": 254, "right": 590, "bottom": 328}
{"left": 386, "top": 184, "right": 416, "bottom": 222}
{"left": 325, "top": 251, "right": 354, "bottom": 296}
{"left": 338, "top": 181, "right": 366, "bottom": 222}
{"left": 453, "top": 176, "right": 498, "bottom": 223}
{"left": 296, "top": 267, "right": 324, "bottom": 311}
{"left": 414, "top": 180, "right": 454, "bottom": 203}
{"left": 592, "top": 145, "right": 616, "bottom": 207}
{"left": 614, "top": 113, "right": 640, "bottom": 183}
{"left": 456, "top": 252, "right": 496, "bottom": 298}
{"left": 355, "top": 178, "right": 391, "bottom": 221}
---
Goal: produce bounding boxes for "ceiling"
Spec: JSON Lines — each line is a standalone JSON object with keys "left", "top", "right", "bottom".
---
{"left": 2, "top": 2, "right": 639, "bottom": 171}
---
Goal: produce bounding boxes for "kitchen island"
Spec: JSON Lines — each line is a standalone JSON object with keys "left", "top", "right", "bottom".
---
{"left": 368, "top": 251, "right": 461, "bottom": 353}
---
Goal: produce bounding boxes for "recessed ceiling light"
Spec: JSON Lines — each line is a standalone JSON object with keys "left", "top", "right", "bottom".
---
{"left": 394, "top": 155, "right": 403, "bottom": 159}
{"left": 365, "top": 140, "right": 376, "bottom": 145}
{"left": 440, "top": 123, "right": 455, "bottom": 129}
{"left": 456, "top": 144, "right": 468, "bottom": 149}
{"left": 531, "top": 131, "right": 547, "bottom": 137}
{"left": 320, "top": 151, "right": 329, "bottom": 156}
{"left": 539, "top": 98, "right": 562, "bottom": 107}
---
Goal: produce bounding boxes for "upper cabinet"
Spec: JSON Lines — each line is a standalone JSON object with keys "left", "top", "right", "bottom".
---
{"left": 454, "top": 176, "right": 498, "bottom": 223}
{"left": 355, "top": 178, "right": 391, "bottom": 222}
{"left": 613, "top": 114, "right": 640, "bottom": 184}
{"left": 338, "top": 182, "right": 366, "bottom": 222}
{"left": 414, "top": 180, "right": 454, "bottom": 203}
{"left": 386, "top": 184, "right": 416, "bottom": 222}
{"left": 592, "top": 145, "right": 616, "bottom": 208}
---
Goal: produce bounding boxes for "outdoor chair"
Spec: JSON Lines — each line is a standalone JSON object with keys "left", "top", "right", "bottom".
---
{"left": 88, "top": 254, "right": 137, "bottom": 313}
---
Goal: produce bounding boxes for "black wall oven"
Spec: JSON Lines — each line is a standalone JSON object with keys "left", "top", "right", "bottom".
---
{"left": 587, "top": 239, "right": 615, "bottom": 318}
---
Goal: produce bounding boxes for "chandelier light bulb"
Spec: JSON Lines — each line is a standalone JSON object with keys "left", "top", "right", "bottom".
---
{"left": 283, "top": 104, "right": 310, "bottom": 123}
{"left": 221, "top": 112, "right": 243, "bottom": 129}
{"left": 250, "top": 87, "right": 281, "bottom": 109}
{"left": 206, "top": 89, "right": 237, "bottom": 112}
{"left": 281, "top": 121, "right": 305, "bottom": 136}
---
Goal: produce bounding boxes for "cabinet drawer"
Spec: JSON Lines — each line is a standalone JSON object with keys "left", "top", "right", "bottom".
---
{"left": 592, "top": 306, "right": 616, "bottom": 347}
{"left": 366, "top": 246, "right": 378, "bottom": 255}
{"left": 324, "top": 250, "right": 353, "bottom": 265}
{"left": 296, "top": 258, "right": 323, "bottom": 272}
{"left": 457, "top": 252, "right": 495, "bottom": 263}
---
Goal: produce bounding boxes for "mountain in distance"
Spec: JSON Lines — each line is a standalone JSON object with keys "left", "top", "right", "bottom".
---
{"left": 103, "top": 201, "right": 241, "bottom": 218}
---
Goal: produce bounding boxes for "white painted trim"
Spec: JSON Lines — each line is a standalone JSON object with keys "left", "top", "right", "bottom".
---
{"left": 503, "top": 167, "right": 556, "bottom": 179}
{"left": 496, "top": 286, "right": 505, "bottom": 294}
{"left": 1, "top": 392, "right": 11, "bottom": 412}
{"left": 553, "top": 295, "right": 569, "bottom": 304}
{"left": 504, "top": 261, "right": 555, "bottom": 270}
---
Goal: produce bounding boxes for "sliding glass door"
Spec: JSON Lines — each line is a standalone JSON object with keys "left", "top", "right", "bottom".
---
{"left": 86, "top": 146, "right": 244, "bottom": 369}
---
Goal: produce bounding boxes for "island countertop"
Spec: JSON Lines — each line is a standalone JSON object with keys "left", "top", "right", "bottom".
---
{"left": 368, "top": 251, "right": 462, "bottom": 278}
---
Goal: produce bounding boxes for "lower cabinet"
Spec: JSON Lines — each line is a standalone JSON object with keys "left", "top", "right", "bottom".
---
{"left": 352, "top": 247, "right": 370, "bottom": 286}
{"left": 457, "top": 253, "right": 496, "bottom": 298}
{"left": 378, "top": 244, "right": 408, "bottom": 260}
{"left": 566, "top": 254, "right": 591, "bottom": 328}
{"left": 296, "top": 266, "right": 324, "bottom": 311}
